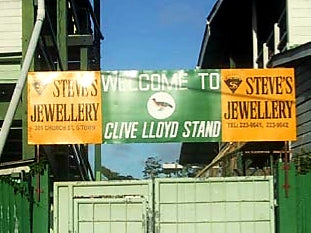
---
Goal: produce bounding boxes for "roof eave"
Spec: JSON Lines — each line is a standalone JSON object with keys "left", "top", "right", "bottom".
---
{"left": 268, "top": 42, "right": 311, "bottom": 67}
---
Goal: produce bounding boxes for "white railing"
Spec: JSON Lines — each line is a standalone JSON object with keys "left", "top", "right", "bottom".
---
{"left": 257, "top": 9, "right": 287, "bottom": 67}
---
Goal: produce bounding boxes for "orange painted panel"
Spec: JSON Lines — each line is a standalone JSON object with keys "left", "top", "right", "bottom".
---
{"left": 221, "top": 68, "right": 296, "bottom": 142}
{"left": 28, "top": 71, "right": 102, "bottom": 144}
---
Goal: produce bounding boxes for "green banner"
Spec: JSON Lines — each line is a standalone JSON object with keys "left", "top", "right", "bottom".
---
{"left": 102, "top": 69, "right": 221, "bottom": 143}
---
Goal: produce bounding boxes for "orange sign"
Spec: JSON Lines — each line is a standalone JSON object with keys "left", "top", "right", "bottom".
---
{"left": 221, "top": 68, "right": 296, "bottom": 142}
{"left": 28, "top": 71, "right": 102, "bottom": 144}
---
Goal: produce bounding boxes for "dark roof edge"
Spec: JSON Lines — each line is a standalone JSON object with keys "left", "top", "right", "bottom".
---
{"left": 208, "top": 0, "right": 225, "bottom": 22}
{"left": 197, "top": 23, "right": 209, "bottom": 67}
{"left": 197, "top": 0, "right": 225, "bottom": 67}
{"left": 268, "top": 41, "right": 311, "bottom": 67}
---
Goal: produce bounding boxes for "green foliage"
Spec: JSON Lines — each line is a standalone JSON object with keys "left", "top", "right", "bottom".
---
{"left": 292, "top": 149, "right": 311, "bottom": 174}
{"left": 142, "top": 156, "right": 201, "bottom": 179}
{"left": 0, "top": 157, "right": 48, "bottom": 201}
{"left": 101, "top": 166, "right": 134, "bottom": 180}
{"left": 29, "top": 156, "right": 48, "bottom": 176}
{"left": 0, "top": 175, "right": 28, "bottom": 197}
{"left": 143, "top": 156, "right": 163, "bottom": 179}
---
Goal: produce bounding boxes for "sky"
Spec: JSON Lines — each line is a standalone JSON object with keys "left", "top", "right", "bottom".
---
{"left": 97, "top": 0, "right": 217, "bottom": 179}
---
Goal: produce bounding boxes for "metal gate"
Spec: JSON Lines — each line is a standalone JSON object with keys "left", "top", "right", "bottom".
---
{"left": 54, "top": 176, "right": 274, "bottom": 233}
{"left": 154, "top": 177, "right": 275, "bottom": 233}
{"left": 73, "top": 196, "right": 148, "bottom": 233}
{"left": 53, "top": 180, "right": 152, "bottom": 233}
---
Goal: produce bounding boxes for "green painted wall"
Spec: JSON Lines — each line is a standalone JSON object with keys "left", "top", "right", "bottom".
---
{"left": 277, "top": 162, "right": 311, "bottom": 233}
{"left": 0, "top": 167, "right": 50, "bottom": 233}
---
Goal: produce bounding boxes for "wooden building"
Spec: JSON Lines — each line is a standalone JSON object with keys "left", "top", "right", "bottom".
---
{"left": 196, "top": 0, "right": 311, "bottom": 176}
{"left": 0, "top": 1, "right": 102, "bottom": 230}
{"left": 0, "top": 0, "right": 102, "bottom": 178}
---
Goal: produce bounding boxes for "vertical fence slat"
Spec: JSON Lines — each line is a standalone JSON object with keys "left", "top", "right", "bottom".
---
{"left": 0, "top": 182, "right": 3, "bottom": 233}
{"left": 277, "top": 162, "right": 297, "bottom": 233}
